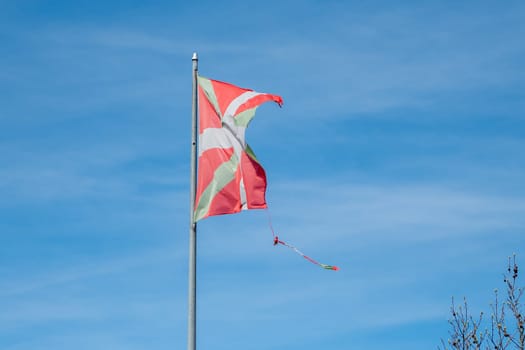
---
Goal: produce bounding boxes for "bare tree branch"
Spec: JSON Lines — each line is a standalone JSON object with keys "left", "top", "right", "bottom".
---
{"left": 441, "top": 256, "right": 523, "bottom": 350}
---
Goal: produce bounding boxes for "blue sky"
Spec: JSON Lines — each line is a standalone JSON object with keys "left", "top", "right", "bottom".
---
{"left": 1, "top": 1, "right": 524, "bottom": 349}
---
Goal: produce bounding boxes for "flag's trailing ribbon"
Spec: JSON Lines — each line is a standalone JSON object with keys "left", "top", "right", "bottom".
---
{"left": 266, "top": 210, "right": 339, "bottom": 271}
{"left": 273, "top": 236, "right": 339, "bottom": 271}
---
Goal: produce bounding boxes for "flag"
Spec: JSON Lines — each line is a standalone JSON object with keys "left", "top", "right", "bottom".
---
{"left": 194, "top": 76, "right": 283, "bottom": 221}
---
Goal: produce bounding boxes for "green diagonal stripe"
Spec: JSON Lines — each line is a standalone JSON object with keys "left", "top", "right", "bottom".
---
{"left": 198, "top": 76, "right": 222, "bottom": 118}
{"left": 244, "top": 143, "right": 262, "bottom": 165}
{"left": 233, "top": 108, "right": 257, "bottom": 127}
{"left": 194, "top": 152, "right": 240, "bottom": 221}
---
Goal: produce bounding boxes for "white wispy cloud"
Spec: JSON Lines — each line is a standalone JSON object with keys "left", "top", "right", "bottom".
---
{"left": 0, "top": 246, "right": 182, "bottom": 298}
{"left": 269, "top": 180, "right": 525, "bottom": 243}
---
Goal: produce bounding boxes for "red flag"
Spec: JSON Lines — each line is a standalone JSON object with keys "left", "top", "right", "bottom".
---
{"left": 194, "top": 76, "right": 282, "bottom": 221}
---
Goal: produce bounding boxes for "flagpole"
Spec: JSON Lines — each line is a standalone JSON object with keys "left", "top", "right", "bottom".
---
{"left": 187, "top": 52, "right": 198, "bottom": 350}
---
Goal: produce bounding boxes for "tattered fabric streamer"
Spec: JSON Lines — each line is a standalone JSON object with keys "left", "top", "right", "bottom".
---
{"left": 265, "top": 209, "right": 339, "bottom": 271}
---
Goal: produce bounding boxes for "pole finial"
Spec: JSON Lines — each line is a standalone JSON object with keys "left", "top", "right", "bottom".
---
{"left": 192, "top": 52, "right": 198, "bottom": 61}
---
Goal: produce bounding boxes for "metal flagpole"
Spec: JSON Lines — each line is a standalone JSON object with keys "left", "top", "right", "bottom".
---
{"left": 187, "top": 52, "right": 198, "bottom": 350}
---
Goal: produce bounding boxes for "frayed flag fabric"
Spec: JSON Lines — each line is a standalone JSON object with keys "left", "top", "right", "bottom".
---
{"left": 193, "top": 74, "right": 338, "bottom": 271}
{"left": 194, "top": 76, "right": 283, "bottom": 221}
